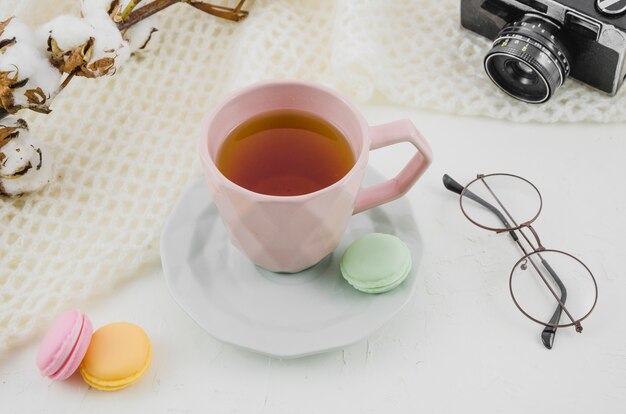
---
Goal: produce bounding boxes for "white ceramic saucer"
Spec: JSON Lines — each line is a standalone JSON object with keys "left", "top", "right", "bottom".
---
{"left": 161, "top": 168, "right": 423, "bottom": 358}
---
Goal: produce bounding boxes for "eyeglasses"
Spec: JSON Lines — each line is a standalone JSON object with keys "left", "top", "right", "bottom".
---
{"left": 443, "top": 173, "right": 598, "bottom": 349}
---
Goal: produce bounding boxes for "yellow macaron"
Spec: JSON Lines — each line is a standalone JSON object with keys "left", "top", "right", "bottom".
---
{"left": 79, "top": 322, "right": 152, "bottom": 391}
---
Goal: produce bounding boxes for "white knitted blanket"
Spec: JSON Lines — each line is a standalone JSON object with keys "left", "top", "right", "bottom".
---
{"left": 1, "top": 0, "right": 624, "bottom": 357}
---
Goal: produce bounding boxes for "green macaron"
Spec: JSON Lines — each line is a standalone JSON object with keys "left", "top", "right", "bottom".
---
{"left": 340, "top": 233, "right": 412, "bottom": 294}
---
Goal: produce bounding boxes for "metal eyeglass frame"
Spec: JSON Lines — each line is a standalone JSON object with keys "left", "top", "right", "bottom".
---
{"left": 443, "top": 173, "right": 598, "bottom": 349}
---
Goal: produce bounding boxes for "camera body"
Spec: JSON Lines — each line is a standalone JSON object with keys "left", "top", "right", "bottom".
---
{"left": 461, "top": 0, "right": 626, "bottom": 102}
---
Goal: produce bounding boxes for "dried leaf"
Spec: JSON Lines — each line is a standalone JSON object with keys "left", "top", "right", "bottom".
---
{"left": 50, "top": 37, "right": 95, "bottom": 74}
{"left": 16, "top": 118, "right": 27, "bottom": 130}
{"left": 28, "top": 106, "right": 52, "bottom": 115}
{"left": 85, "top": 57, "right": 115, "bottom": 77}
{"left": 34, "top": 146, "right": 42, "bottom": 170}
{"left": 0, "top": 69, "right": 19, "bottom": 87}
{"left": 76, "top": 68, "right": 96, "bottom": 79}
{"left": 0, "top": 94, "right": 16, "bottom": 113}
{"left": 48, "top": 37, "right": 62, "bottom": 56}
{"left": 189, "top": 2, "right": 249, "bottom": 21}
{"left": 0, "top": 16, "right": 14, "bottom": 37}
{"left": 110, "top": 1, "right": 123, "bottom": 23}
{"left": 0, "top": 126, "right": 18, "bottom": 148}
{"left": 139, "top": 28, "right": 158, "bottom": 51}
{"left": 10, "top": 78, "right": 28, "bottom": 89}
{"left": 61, "top": 51, "right": 87, "bottom": 73}
{"left": 0, "top": 69, "right": 20, "bottom": 113}
{"left": 24, "top": 87, "right": 47, "bottom": 106}
{"left": 0, "top": 37, "right": 16, "bottom": 53}
{"left": 1, "top": 161, "right": 32, "bottom": 179}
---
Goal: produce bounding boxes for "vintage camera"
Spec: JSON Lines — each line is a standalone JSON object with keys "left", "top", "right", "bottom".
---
{"left": 461, "top": 0, "right": 626, "bottom": 103}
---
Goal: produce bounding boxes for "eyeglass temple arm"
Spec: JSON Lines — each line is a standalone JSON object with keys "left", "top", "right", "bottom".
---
{"left": 540, "top": 258, "right": 567, "bottom": 349}
{"left": 443, "top": 174, "right": 568, "bottom": 349}
{"left": 442, "top": 174, "right": 518, "bottom": 242}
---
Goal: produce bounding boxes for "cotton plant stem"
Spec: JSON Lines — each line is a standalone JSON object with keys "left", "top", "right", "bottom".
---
{"left": 119, "top": 0, "right": 249, "bottom": 29}
{"left": 52, "top": 70, "right": 78, "bottom": 99}
{"left": 120, "top": 0, "right": 145, "bottom": 21}
{"left": 118, "top": 0, "right": 183, "bottom": 30}
{"left": 188, "top": 0, "right": 248, "bottom": 21}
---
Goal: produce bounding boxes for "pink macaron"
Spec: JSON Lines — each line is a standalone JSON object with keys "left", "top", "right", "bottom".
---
{"left": 36, "top": 310, "right": 93, "bottom": 381}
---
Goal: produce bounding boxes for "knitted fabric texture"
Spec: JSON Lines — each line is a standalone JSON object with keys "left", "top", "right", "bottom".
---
{"left": 0, "top": 0, "right": 624, "bottom": 356}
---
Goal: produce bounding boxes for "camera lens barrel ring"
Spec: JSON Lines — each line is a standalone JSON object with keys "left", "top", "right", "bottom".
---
{"left": 484, "top": 15, "right": 571, "bottom": 104}
{"left": 499, "top": 18, "right": 571, "bottom": 74}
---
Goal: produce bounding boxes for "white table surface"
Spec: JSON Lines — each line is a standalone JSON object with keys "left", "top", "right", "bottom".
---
{"left": 1, "top": 103, "right": 625, "bottom": 413}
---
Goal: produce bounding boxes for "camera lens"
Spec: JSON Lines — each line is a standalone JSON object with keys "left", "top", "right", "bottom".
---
{"left": 511, "top": 61, "right": 534, "bottom": 76}
{"left": 484, "top": 15, "right": 571, "bottom": 104}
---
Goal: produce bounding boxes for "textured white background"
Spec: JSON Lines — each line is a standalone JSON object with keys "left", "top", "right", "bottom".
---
{"left": 3, "top": 0, "right": 626, "bottom": 358}
{"left": 1, "top": 104, "right": 624, "bottom": 413}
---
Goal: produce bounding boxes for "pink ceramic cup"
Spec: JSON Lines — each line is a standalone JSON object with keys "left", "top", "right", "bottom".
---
{"left": 199, "top": 81, "right": 432, "bottom": 273}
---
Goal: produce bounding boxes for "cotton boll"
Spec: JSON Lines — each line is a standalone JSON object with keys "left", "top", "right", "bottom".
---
{"left": 81, "top": 0, "right": 116, "bottom": 18}
{"left": 83, "top": 11, "right": 130, "bottom": 77}
{"left": 0, "top": 117, "right": 54, "bottom": 196}
{"left": 0, "top": 41, "right": 41, "bottom": 81}
{"left": 38, "top": 15, "right": 94, "bottom": 52}
{"left": 35, "top": 10, "right": 131, "bottom": 79}
{"left": 0, "top": 17, "right": 60, "bottom": 112}
{"left": 0, "top": 42, "right": 62, "bottom": 112}
{"left": 0, "top": 17, "right": 36, "bottom": 48}
{"left": 38, "top": 15, "right": 96, "bottom": 75}
{"left": 0, "top": 137, "right": 54, "bottom": 196}
{"left": 123, "top": 16, "right": 159, "bottom": 54}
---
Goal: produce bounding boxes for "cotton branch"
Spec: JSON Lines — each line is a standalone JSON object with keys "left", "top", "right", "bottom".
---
{"left": 0, "top": 0, "right": 249, "bottom": 195}
{"left": 0, "top": 1, "right": 249, "bottom": 122}
{"left": 119, "top": 0, "right": 248, "bottom": 30}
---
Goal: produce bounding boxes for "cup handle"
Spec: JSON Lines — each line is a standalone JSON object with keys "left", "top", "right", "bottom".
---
{"left": 353, "top": 119, "right": 433, "bottom": 215}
